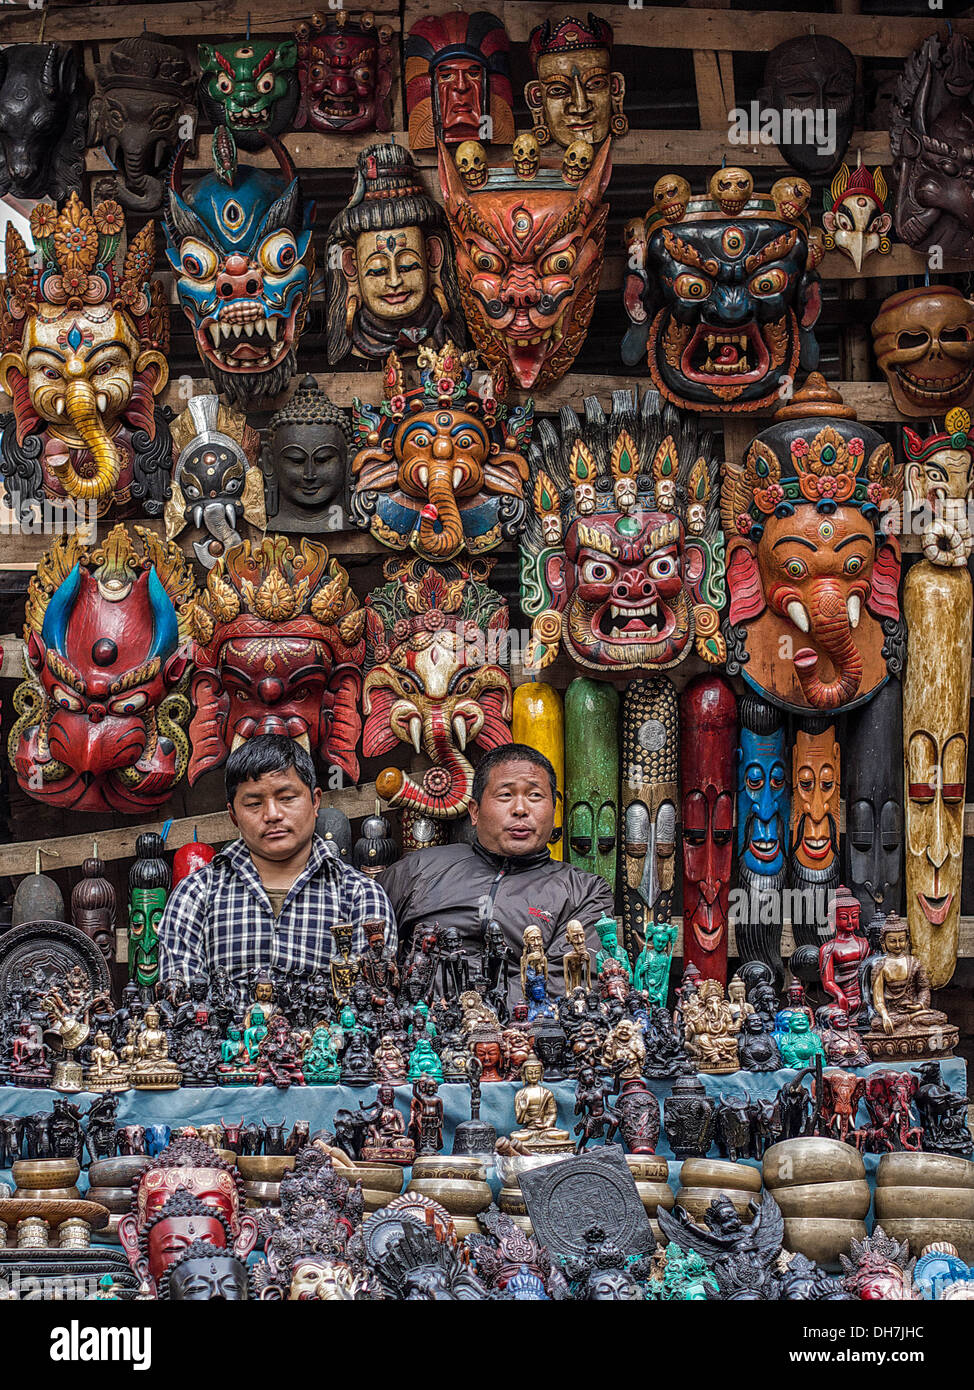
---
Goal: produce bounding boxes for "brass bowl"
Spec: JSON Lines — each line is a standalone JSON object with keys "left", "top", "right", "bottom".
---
{"left": 406, "top": 1177, "right": 492, "bottom": 1216}
{"left": 772, "top": 1179, "right": 871, "bottom": 1220}
{"left": 763, "top": 1138, "right": 865, "bottom": 1189}
{"left": 11, "top": 1159, "right": 80, "bottom": 1189}
{"left": 13, "top": 1186, "right": 79, "bottom": 1201}
{"left": 85, "top": 1185, "right": 135, "bottom": 1215}
{"left": 412, "top": 1156, "right": 486, "bottom": 1183}
{"left": 215, "top": 1149, "right": 238, "bottom": 1168}
{"left": 634, "top": 1181, "right": 675, "bottom": 1218}
{"left": 236, "top": 1155, "right": 295, "bottom": 1183}
{"left": 451, "top": 1216, "right": 481, "bottom": 1239}
{"left": 876, "top": 1151, "right": 974, "bottom": 1190}
{"left": 879, "top": 1217, "right": 974, "bottom": 1264}
{"left": 344, "top": 1163, "right": 405, "bottom": 1195}
{"left": 241, "top": 1179, "right": 280, "bottom": 1206}
{"left": 782, "top": 1216, "right": 868, "bottom": 1271}
{"left": 498, "top": 1187, "right": 528, "bottom": 1216}
{"left": 493, "top": 1150, "right": 572, "bottom": 1187}
{"left": 626, "top": 1156, "right": 669, "bottom": 1183}
{"left": 87, "top": 1157, "right": 149, "bottom": 1189}
{"left": 361, "top": 1187, "right": 398, "bottom": 1214}
{"left": 875, "top": 1185, "right": 974, "bottom": 1221}
{"left": 680, "top": 1158, "right": 762, "bottom": 1194}
{"left": 674, "top": 1186, "right": 754, "bottom": 1221}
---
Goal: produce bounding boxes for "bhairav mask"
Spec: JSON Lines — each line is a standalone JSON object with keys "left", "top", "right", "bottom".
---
{"left": 641, "top": 168, "right": 820, "bottom": 413}
{"left": 166, "top": 128, "right": 315, "bottom": 407}
{"left": 166, "top": 395, "right": 266, "bottom": 568}
{"left": 758, "top": 35, "right": 856, "bottom": 177}
{"left": 620, "top": 677, "right": 676, "bottom": 956}
{"left": 820, "top": 162, "right": 892, "bottom": 273}
{"left": 890, "top": 29, "right": 974, "bottom": 258}
{"left": 8, "top": 525, "right": 196, "bottom": 814}
{"left": 0, "top": 196, "right": 172, "bottom": 521}
{"left": 295, "top": 9, "right": 394, "bottom": 135}
{"left": 325, "top": 141, "right": 463, "bottom": 365}
{"left": 520, "top": 388, "right": 724, "bottom": 673}
{"left": 722, "top": 375, "right": 903, "bottom": 715}
{"left": 186, "top": 535, "right": 365, "bottom": 784}
{"left": 198, "top": 38, "right": 299, "bottom": 151}
{"left": 438, "top": 137, "right": 611, "bottom": 392}
{"left": 405, "top": 11, "right": 514, "bottom": 149}
{"left": 0, "top": 43, "right": 87, "bottom": 203}
{"left": 90, "top": 33, "right": 197, "bottom": 216}
{"left": 525, "top": 13, "right": 627, "bottom": 148}
{"left": 352, "top": 342, "right": 532, "bottom": 561}
{"left": 680, "top": 675, "right": 736, "bottom": 984}
{"left": 261, "top": 374, "right": 353, "bottom": 533}
{"left": 872, "top": 286, "right": 974, "bottom": 418}
{"left": 363, "top": 556, "right": 512, "bottom": 828}
{"left": 903, "top": 408, "right": 974, "bottom": 567}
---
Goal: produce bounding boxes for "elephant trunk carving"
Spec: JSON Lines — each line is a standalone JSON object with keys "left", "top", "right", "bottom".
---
{"left": 792, "top": 579, "right": 863, "bottom": 709}
{"left": 48, "top": 379, "right": 121, "bottom": 499}
{"left": 377, "top": 698, "right": 480, "bottom": 818}
{"left": 411, "top": 461, "right": 466, "bottom": 561}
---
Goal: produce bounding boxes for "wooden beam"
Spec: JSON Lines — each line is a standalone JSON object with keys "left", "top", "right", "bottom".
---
{"left": 1, "top": 0, "right": 401, "bottom": 42}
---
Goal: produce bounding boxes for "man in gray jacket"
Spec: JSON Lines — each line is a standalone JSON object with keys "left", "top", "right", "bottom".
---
{"left": 381, "top": 743, "right": 614, "bottom": 1007}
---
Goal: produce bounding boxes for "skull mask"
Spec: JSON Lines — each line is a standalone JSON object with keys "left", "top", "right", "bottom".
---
{"left": 512, "top": 132, "right": 539, "bottom": 179}
{"left": 455, "top": 141, "right": 488, "bottom": 189}
{"left": 872, "top": 286, "right": 974, "bottom": 417}
{"left": 709, "top": 167, "right": 753, "bottom": 214}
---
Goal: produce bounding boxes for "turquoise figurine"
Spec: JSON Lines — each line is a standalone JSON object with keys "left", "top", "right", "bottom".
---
{"left": 777, "top": 1013, "right": 827, "bottom": 1069}
{"left": 303, "top": 1025, "right": 342, "bottom": 1084}
{"left": 407, "top": 1035, "right": 444, "bottom": 1082}
{"left": 595, "top": 915, "right": 632, "bottom": 981}
{"left": 633, "top": 922, "right": 678, "bottom": 1006}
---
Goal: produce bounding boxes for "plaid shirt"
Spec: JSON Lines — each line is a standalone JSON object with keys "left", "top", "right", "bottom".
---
{"left": 157, "top": 834, "right": 397, "bottom": 987}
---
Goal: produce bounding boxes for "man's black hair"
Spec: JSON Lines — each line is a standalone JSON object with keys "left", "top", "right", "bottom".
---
{"left": 471, "top": 743, "right": 557, "bottom": 804}
{"left": 225, "top": 734, "right": 318, "bottom": 806}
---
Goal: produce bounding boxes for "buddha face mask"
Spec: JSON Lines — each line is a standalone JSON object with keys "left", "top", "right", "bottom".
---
{"left": 525, "top": 13, "right": 627, "bottom": 148}
{"left": 0, "top": 196, "right": 171, "bottom": 520}
{"left": 438, "top": 138, "right": 612, "bottom": 392}
{"left": 198, "top": 39, "right": 299, "bottom": 151}
{"left": 295, "top": 10, "right": 394, "bottom": 135}
{"left": 642, "top": 170, "right": 820, "bottom": 413}
{"left": 872, "top": 286, "right": 974, "bottom": 418}
{"left": 405, "top": 11, "right": 514, "bottom": 149}
{"left": 166, "top": 129, "right": 314, "bottom": 407}
{"left": 186, "top": 536, "right": 366, "bottom": 784}
{"left": 352, "top": 342, "right": 532, "bottom": 561}
{"left": 8, "top": 526, "right": 196, "bottom": 813}
{"left": 261, "top": 374, "right": 353, "bottom": 533}
{"left": 521, "top": 388, "right": 725, "bottom": 674}
{"left": 722, "top": 376, "right": 903, "bottom": 715}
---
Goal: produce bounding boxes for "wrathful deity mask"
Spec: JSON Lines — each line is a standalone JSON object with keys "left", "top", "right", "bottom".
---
{"left": 295, "top": 9, "right": 393, "bottom": 134}
{"left": 186, "top": 535, "right": 366, "bottom": 784}
{"left": 525, "top": 13, "right": 627, "bottom": 148}
{"left": 903, "top": 409, "right": 974, "bottom": 567}
{"left": 363, "top": 556, "right": 512, "bottom": 822}
{"left": 638, "top": 169, "right": 820, "bottom": 413}
{"left": 846, "top": 677, "right": 903, "bottom": 933}
{"left": 0, "top": 43, "right": 88, "bottom": 203}
{"left": 681, "top": 676, "right": 736, "bottom": 981}
{"left": 891, "top": 29, "right": 974, "bottom": 259}
{"left": 352, "top": 342, "right": 531, "bottom": 561}
{"left": 820, "top": 162, "right": 892, "bottom": 272}
{"left": 872, "top": 287, "right": 974, "bottom": 418}
{"left": 438, "top": 137, "right": 611, "bottom": 393}
{"left": 325, "top": 142, "right": 463, "bottom": 365}
{"left": 405, "top": 11, "right": 514, "bottom": 149}
{"left": 722, "top": 376, "right": 903, "bottom": 715}
{"left": 261, "top": 374, "right": 353, "bottom": 532}
{"left": 521, "top": 388, "right": 724, "bottom": 674}
{"left": 758, "top": 35, "right": 856, "bottom": 176}
{"left": 166, "top": 128, "right": 315, "bottom": 407}
{"left": 198, "top": 38, "right": 299, "bottom": 151}
{"left": 90, "top": 33, "right": 197, "bottom": 216}
{"left": 0, "top": 196, "right": 171, "bottom": 520}
{"left": 166, "top": 394, "right": 266, "bottom": 568}
{"left": 9, "top": 525, "right": 196, "bottom": 813}
{"left": 620, "top": 676, "right": 676, "bottom": 953}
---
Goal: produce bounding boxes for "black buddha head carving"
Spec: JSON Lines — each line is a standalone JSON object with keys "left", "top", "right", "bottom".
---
{"left": 159, "top": 1238, "right": 250, "bottom": 1300}
{"left": 261, "top": 374, "right": 353, "bottom": 532}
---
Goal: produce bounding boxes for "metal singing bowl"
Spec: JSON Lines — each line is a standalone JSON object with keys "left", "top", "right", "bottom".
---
{"left": 763, "top": 1137, "right": 865, "bottom": 1188}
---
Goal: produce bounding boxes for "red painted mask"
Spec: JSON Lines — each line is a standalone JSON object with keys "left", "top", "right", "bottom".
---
{"left": 187, "top": 535, "right": 365, "bottom": 783}
{"left": 680, "top": 676, "right": 737, "bottom": 983}
{"left": 405, "top": 11, "right": 514, "bottom": 149}
{"left": 295, "top": 12, "right": 393, "bottom": 134}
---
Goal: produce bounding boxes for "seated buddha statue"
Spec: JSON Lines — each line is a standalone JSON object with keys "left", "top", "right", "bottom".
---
{"left": 510, "top": 1054, "right": 573, "bottom": 1153}
{"left": 131, "top": 1006, "right": 183, "bottom": 1090}
{"left": 865, "top": 916, "right": 959, "bottom": 1059}
{"left": 86, "top": 1031, "right": 131, "bottom": 1092}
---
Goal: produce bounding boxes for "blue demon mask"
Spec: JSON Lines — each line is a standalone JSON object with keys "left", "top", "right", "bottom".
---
{"left": 737, "top": 724, "right": 789, "bottom": 881}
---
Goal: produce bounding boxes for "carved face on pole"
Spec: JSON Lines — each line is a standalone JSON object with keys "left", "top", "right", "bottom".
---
{"left": 620, "top": 677, "right": 677, "bottom": 956}
{"left": 821, "top": 163, "right": 892, "bottom": 273}
{"left": 198, "top": 39, "right": 299, "bottom": 151}
{"left": 566, "top": 678, "right": 620, "bottom": 895}
{"left": 525, "top": 13, "right": 627, "bottom": 147}
{"left": 0, "top": 197, "right": 171, "bottom": 520}
{"left": 295, "top": 10, "right": 394, "bottom": 135}
{"left": 759, "top": 35, "right": 857, "bottom": 176}
{"left": 642, "top": 171, "right": 820, "bottom": 413}
{"left": 186, "top": 536, "right": 366, "bottom": 784}
{"left": 8, "top": 526, "right": 195, "bottom": 814}
{"left": 0, "top": 43, "right": 88, "bottom": 203}
{"left": 736, "top": 699, "right": 789, "bottom": 889}
{"left": 351, "top": 343, "right": 532, "bottom": 561}
{"left": 363, "top": 556, "right": 511, "bottom": 822}
{"left": 166, "top": 129, "right": 314, "bottom": 407}
{"left": 166, "top": 395, "right": 266, "bottom": 569}
{"left": 872, "top": 287, "right": 974, "bottom": 418}
{"left": 405, "top": 11, "right": 514, "bottom": 149}
{"left": 890, "top": 30, "right": 974, "bottom": 258}
{"left": 90, "top": 34, "right": 197, "bottom": 216}
{"left": 520, "top": 389, "right": 725, "bottom": 674}
{"left": 722, "top": 376, "right": 903, "bottom": 715}
{"left": 846, "top": 677, "right": 903, "bottom": 934}
{"left": 261, "top": 374, "right": 353, "bottom": 533}
{"left": 790, "top": 727, "right": 840, "bottom": 883}
{"left": 438, "top": 138, "right": 611, "bottom": 393}
{"left": 680, "top": 676, "right": 736, "bottom": 983}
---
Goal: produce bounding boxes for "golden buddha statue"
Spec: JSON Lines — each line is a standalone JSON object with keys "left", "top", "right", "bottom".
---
{"left": 87, "top": 1031, "right": 130, "bottom": 1092}
{"left": 865, "top": 917, "right": 959, "bottom": 1060}
{"left": 510, "top": 1054, "right": 573, "bottom": 1153}
{"left": 131, "top": 1006, "right": 183, "bottom": 1090}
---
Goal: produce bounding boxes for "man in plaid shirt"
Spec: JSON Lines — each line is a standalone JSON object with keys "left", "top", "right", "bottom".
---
{"left": 158, "top": 735, "right": 396, "bottom": 987}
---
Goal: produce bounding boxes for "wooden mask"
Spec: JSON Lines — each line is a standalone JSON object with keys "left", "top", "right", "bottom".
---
{"left": 620, "top": 676, "right": 677, "bottom": 958}
{"left": 166, "top": 395, "right": 266, "bottom": 569}
{"left": 734, "top": 694, "right": 790, "bottom": 988}
{"left": 524, "top": 12, "right": 627, "bottom": 148}
{"left": 758, "top": 35, "right": 857, "bottom": 177}
{"left": 294, "top": 9, "right": 394, "bottom": 135}
{"left": 405, "top": 11, "right": 514, "bottom": 150}
{"left": 789, "top": 723, "right": 840, "bottom": 982}
{"left": 0, "top": 43, "right": 87, "bottom": 203}
{"left": 846, "top": 676, "right": 903, "bottom": 936}
{"left": 567, "top": 677, "right": 620, "bottom": 898}
{"left": 872, "top": 287, "right": 974, "bottom": 418}
{"left": 902, "top": 409, "right": 974, "bottom": 566}
{"left": 680, "top": 675, "right": 736, "bottom": 985}
{"left": 722, "top": 376, "right": 903, "bottom": 715}
{"left": 820, "top": 162, "right": 892, "bottom": 273}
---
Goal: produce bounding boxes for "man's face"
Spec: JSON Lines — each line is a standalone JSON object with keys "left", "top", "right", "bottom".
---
{"left": 228, "top": 767, "right": 321, "bottom": 862}
{"left": 469, "top": 759, "right": 555, "bottom": 857}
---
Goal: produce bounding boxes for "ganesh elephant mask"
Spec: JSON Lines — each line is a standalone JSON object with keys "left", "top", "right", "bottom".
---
{"left": 722, "top": 375, "right": 903, "bottom": 715}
